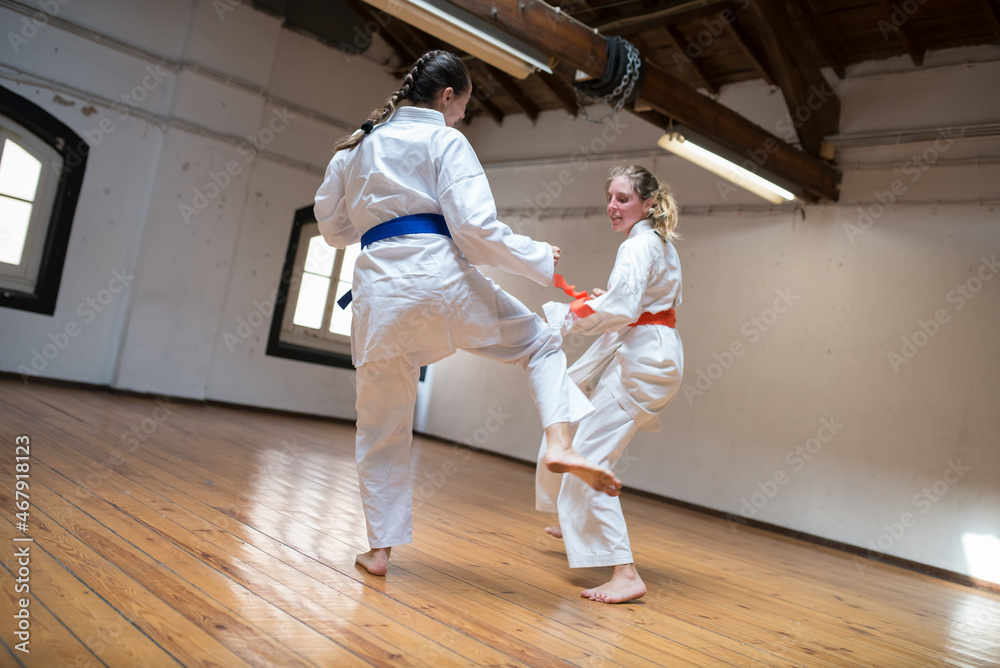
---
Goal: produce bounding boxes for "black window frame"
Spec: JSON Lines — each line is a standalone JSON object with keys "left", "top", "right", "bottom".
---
{"left": 266, "top": 204, "right": 356, "bottom": 370}
{"left": 0, "top": 83, "right": 88, "bottom": 315}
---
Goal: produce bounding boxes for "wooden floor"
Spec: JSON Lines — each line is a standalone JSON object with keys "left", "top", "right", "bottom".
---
{"left": 1, "top": 378, "right": 999, "bottom": 667}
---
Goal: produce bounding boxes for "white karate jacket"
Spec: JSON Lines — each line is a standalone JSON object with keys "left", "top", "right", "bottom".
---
{"left": 543, "top": 220, "right": 684, "bottom": 430}
{"left": 314, "top": 106, "right": 554, "bottom": 366}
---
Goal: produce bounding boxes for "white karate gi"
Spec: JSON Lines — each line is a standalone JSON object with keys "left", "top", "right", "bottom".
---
{"left": 314, "top": 106, "right": 592, "bottom": 549}
{"left": 536, "top": 220, "right": 684, "bottom": 568}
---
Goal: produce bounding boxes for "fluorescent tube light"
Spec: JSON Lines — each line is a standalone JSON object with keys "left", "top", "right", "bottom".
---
{"left": 363, "top": 0, "right": 553, "bottom": 79}
{"left": 657, "top": 132, "right": 795, "bottom": 204}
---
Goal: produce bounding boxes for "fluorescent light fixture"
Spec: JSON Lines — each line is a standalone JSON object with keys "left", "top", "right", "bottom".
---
{"left": 657, "top": 132, "right": 795, "bottom": 204}
{"left": 363, "top": 0, "right": 553, "bottom": 79}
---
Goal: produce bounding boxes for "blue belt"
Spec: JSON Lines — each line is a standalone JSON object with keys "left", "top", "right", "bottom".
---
{"left": 336, "top": 213, "right": 451, "bottom": 309}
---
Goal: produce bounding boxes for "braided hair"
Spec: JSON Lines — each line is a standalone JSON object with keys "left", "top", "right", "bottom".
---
{"left": 333, "top": 50, "right": 471, "bottom": 153}
{"left": 605, "top": 165, "right": 680, "bottom": 243}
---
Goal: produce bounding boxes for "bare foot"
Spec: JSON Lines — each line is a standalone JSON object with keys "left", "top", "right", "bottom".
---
{"left": 581, "top": 564, "right": 646, "bottom": 603}
{"left": 544, "top": 448, "right": 622, "bottom": 496}
{"left": 355, "top": 547, "right": 391, "bottom": 576}
{"left": 545, "top": 526, "right": 563, "bottom": 538}
{"left": 543, "top": 422, "right": 622, "bottom": 496}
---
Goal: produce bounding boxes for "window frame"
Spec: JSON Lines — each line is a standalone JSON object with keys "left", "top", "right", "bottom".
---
{"left": 266, "top": 205, "right": 356, "bottom": 370}
{"left": 0, "top": 119, "right": 61, "bottom": 292}
{"left": 0, "top": 84, "right": 87, "bottom": 315}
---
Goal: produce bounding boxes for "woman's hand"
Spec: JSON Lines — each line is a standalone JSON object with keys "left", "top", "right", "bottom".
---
{"left": 592, "top": 287, "right": 606, "bottom": 296}
{"left": 552, "top": 245, "right": 561, "bottom": 267}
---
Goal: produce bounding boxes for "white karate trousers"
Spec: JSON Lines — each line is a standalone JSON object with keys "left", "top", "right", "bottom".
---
{"left": 355, "top": 289, "right": 593, "bottom": 549}
{"left": 535, "top": 377, "right": 638, "bottom": 568}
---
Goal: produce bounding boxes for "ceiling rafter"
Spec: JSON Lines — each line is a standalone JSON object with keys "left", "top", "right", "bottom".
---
{"left": 659, "top": 25, "right": 720, "bottom": 95}
{"left": 343, "top": 0, "right": 425, "bottom": 65}
{"left": 467, "top": 67, "right": 507, "bottom": 124}
{"left": 488, "top": 66, "right": 541, "bottom": 121}
{"left": 878, "top": 0, "right": 926, "bottom": 66}
{"left": 445, "top": 0, "right": 840, "bottom": 201}
{"left": 788, "top": 0, "right": 847, "bottom": 79}
{"left": 596, "top": 0, "right": 726, "bottom": 37}
{"left": 978, "top": 0, "right": 1000, "bottom": 42}
{"left": 742, "top": 0, "right": 840, "bottom": 157}
{"left": 538, "top": 73, "right": 579, "bottom": 117}
{"left": 726, "top": 14, "right": 777, "bottom": 86}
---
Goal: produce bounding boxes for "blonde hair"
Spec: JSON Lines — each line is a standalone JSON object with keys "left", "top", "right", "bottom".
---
{"left": 333, "top": 50, "right": 470, "bottom": 154}
{"left": 605, "top": 165, "right": 680, "bottom": 242}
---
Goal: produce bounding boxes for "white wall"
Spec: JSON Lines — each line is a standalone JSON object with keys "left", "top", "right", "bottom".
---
{"left": 1, "top": 2, "right": 997, "bottom": 585}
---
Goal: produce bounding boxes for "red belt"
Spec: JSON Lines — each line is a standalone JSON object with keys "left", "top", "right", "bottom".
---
{"left": 554, "top": 273, "right": 675, "bottom": 328}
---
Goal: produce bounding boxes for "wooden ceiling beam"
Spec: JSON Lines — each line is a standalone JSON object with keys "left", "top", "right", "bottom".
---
{"left": 978, "top": 0, "right": 1000, "bottom": 43}
{"left": 743, "top": 0, "right": 840, "bottom": 157}
{"left": 467, "top": 68, "right": 507, "bottom": 124}
{"left": 660, "top": 25, "right": 720, "bottom": 96}
{"left": 446, "top": 0, "right": 840, "bottom": 201}
{"left": 597, "top": 0, "right": 727, "bottom": 37}
{"left": 878, "top": 0, "right": 925, "bottom": 66}
{"left": 489, "top": 66, "right": 541, "bottom": 121}
{"left": 726, "top": 15, "right": 777, "bottom": 86}
{"left": 538, "top": 73, "right": 579, "bottom": 117}
{"left": 473, "top": 92, "right": 506, "bottom": 124}
{"left": 787, "top": 0, "right": 847, "bottom": 79}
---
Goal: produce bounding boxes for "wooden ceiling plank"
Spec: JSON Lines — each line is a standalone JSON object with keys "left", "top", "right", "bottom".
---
{"left": 660, "top": 25, "right": 721, "bottom": 95}
{"left": 978, "top": 0, "right": 1000, "bottom": 42}
{"left": 787, "top": 0, "right": 847, "bottom": 79}
{"left": 743, "top": 0, "right": 841, "bottom": 157}
{"left": 446, "top": 0, "right": 840, "bottom": 201}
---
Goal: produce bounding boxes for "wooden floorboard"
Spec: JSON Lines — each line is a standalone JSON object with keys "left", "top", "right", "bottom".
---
{"left": 1, "top": 378, "right": 999, "bottom": 667}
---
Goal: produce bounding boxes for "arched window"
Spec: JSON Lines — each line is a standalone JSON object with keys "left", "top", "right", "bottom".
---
{"left": 0, "top": 84, "right": 87, "bottom": 315}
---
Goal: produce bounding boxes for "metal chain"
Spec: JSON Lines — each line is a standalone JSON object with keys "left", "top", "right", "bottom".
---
{"left": 575, "top": 40, "right": 641, "bottom": 124}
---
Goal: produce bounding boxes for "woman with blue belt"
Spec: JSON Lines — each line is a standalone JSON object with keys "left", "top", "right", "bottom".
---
{"left": 314, "top": 50, "right": 621, "bottom": 576}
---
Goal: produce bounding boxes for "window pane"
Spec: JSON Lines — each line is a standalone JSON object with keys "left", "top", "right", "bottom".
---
{"left": 0, "top": 195, "right": 32, "bottom": 265}
{"left": 329, "top": 281, "right": 353, "bottom": 336}
{"left": 304, "top": 235, "right": 335, "bottom": 277}
{"left": 0, "top": 139, "right": 42, "bottom": 202}
{"left": 292, "top": 273, "right": 330, "bottom": 329}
